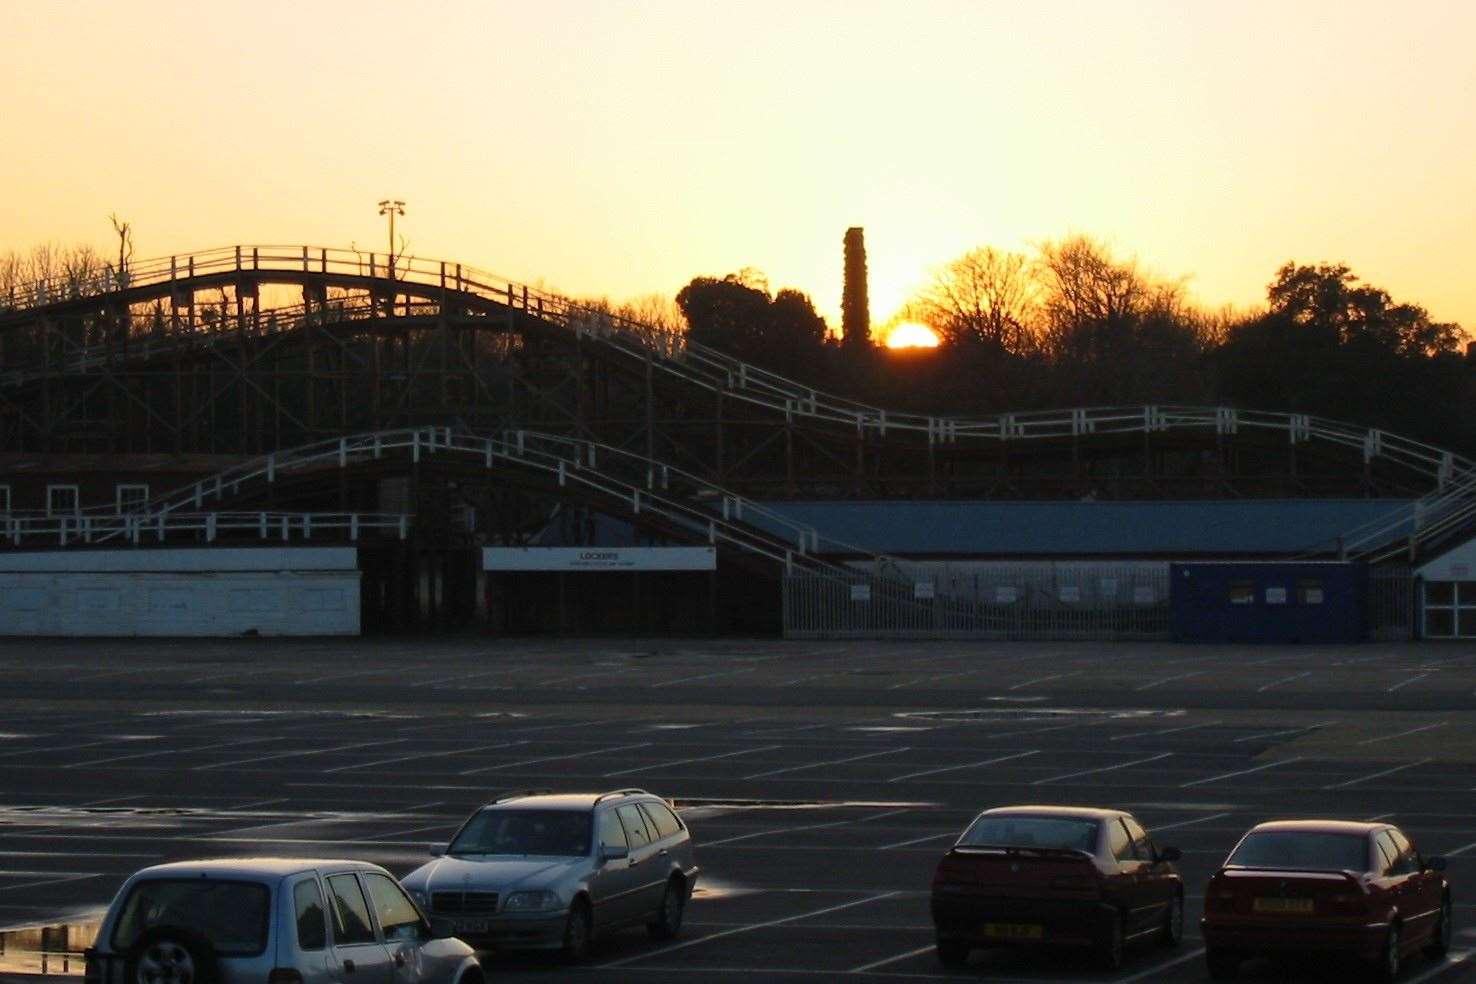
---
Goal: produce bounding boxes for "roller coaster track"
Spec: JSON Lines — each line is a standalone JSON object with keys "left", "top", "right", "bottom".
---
{"left": 4, "top": 245, "right": 1475, "bottom": 562}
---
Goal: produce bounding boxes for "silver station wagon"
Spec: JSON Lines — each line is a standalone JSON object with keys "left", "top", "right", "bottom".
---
{"left": 84, "top": 858, "right": 482, "bottom": 984}
{"left": 401, "top": 789, "right": 699, "bottom": 961}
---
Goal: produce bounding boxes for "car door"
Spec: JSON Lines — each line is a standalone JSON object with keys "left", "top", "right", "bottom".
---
{"left": 360, "top": 872, "right": 446, "bottom": 984}
{"left": 1389, "top": 828, "right": 1441, "bottom": 943}
{"left": 1122, "top": 815, "right": 1173, "bottom": 929}
{"left": 289, "top": 875, "right": 339, "bottom": 984}
{"left": 616, "top": 803, "right": 665, "bottom": 918}
{"left": 640, "top": 800, "right": 692, "bottom": 874}
{"left": 1108, "top": 818, "right": 1156, "bottom": 937}
{"left": 591, "top": 806, "right": 642, "bottom": 928}
{"left": 324, "top": 873, "right": 395, "bottom": 984}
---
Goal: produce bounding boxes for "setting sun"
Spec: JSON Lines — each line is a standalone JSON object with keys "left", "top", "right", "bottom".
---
{"left": 885, "top": 322, "right": 940, "bottom": 349}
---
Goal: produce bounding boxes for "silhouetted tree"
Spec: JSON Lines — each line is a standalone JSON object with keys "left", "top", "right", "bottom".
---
{"left": 676, "top": 273, "right": 828, "bottom": 375}
{"left": 911, "top": 246, "right": 1038, "bottom": 354}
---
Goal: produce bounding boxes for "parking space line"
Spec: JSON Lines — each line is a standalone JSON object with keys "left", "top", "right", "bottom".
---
{"left": 1388, "top": 672, "right": 1433, "bottom": 693}
{"left": 1358, "top": 722, "right": 1447, "bottom": 745}
{"left": 743, "top": 746, "right": 910, "bottom": 780}
{"left": 1403, "top": 947, "right": 1475, "bottom": 983}
{"left": 702, "top": 808, "right": 915, "bottom": 848}
{"left": 67, "top": 735, "right": 280, "bottom": 769}
{"left": 1323, "top": 758, "right": 1431, "bottom": 790}
{"left": 850, "top": 942, "right": 936, "bottom": 972}
{"left": 1135, "top": 671, "right": 1203, "bottom": 691}
{"left": 1445, "top": 840, "right": 1476, "bottom": 856}
{"left": 595, "top": 891, "right": 901, "bottom": 968}
{"left": 652, "top": 668, "right": 757, "bottom": 688}
{"left": 1232, "top": 721, "right": 1338, "bottom": 743}
{"left": 321, "top": 740, "right": 528, "bottom": 774}
{"left": 1109, "top": 721, "right": 1219, "bottom": 742}
{"left": 1148, "top": 811, "right": 1232, "bottom": 832}
{"left": 880, "top": 831, "right": 956, "bottom": 850}
{"left": 0, "top": 873, "right": 100, "bottom": 892}
{"left": 888, "top": 749, "right": 1040, "bottom": 782}
{"left": 1008, "top": 671, "right": 1081, "bottom": 691}
{"left": 196, "top": 739, "right": 405, "bottom": 771}
{"left": 606, "top": 745, "right": 782, "bottom": 777}
{"left": 1111, "top": 947, "right": 1206, "bottom": 982}
{"left": 1256, "top": 671, "right": 1311, "bottom": 692}
{"left": 1032, "top": 752, "right": 1172, "bottom": 786}
{"left": 1181, "top": 757, "right": 1303, "bottom": 787}
{"left": 458, "top": 742, "right": 652, "bottom": 775}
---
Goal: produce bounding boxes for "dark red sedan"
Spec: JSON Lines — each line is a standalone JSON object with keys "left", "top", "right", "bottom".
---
{"left": 929, "top": 805, "right": 1183, "bottom": 970}
{"left": 1201, "top": 820, "right": 1452, "bottom": 981}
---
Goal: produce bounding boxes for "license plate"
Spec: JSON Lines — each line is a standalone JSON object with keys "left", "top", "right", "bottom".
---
{"left": 1253, "top": 897, "right": 1313, "bottom": 914}
{"left": 452, "top": 918, "right": 490, "bottom": 934}
{"left": 983, "top": 923, "right": 1043, "bottom": 940}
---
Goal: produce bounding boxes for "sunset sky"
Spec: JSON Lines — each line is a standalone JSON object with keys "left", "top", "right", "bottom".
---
{"left": 4, "top": 0, "right": 1474, "bottom": 336}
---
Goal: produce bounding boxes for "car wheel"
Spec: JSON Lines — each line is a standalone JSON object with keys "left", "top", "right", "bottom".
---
{"left": 648, "top": 877, "right": 687, "bottom": 941}
{"left": 560, "top": 900, "right": 592, "bottom": 964}
{"left": 1425, "top": 895, "right": 1452, "bottom": 958}
{"left": 1205, "top": 947, "right": 1239, "bottom": 981}
{"left": 1370, "top": 924, "right": 1400, "bottom": 984}
{"left": 935, "top": 939, "right": 969, "bottom": 969}
{"left": 1159, "top": 893, "right": 1183, "bottom": 947}
{"left": 1096, "top": 912, "right": 1125, "bottom": 971}
{"left": 126, "top": 927, "right": 218, "bottom": 984}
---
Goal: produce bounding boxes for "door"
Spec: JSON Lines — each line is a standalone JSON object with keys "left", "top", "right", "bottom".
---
{"left": 1389, "top": 829, "right": 1442, "bottom": 944}
{"left": 325, "top": 873, "right": 394, "bottom": 984}
{"left": 1108, "top": 818, "right": 1155, "bottom": 937}
{"left": 591, "top": 806, "right": 642, "bottom": 928}
{"left": 1123, "top": 815, "right": 1174, "bottom": 932}
{"left": 290, "top": 876, "right": 339, "bottom": 984}
{"left": 616, "top": 804, "right": 665, "bottom": 919}
{"left": 361, "top": 872, "right": 445, "bottom": 984}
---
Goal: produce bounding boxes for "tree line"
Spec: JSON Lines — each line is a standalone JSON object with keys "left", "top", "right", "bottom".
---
{"left": 671, "top": 236, "right": 1476, "bottom": 456}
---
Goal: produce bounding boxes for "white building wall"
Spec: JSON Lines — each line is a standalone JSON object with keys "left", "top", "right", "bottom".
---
{"left": 0, "top": 549, "right": 360, "bottom": 636}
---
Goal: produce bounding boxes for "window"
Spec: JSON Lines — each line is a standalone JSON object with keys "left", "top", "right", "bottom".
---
{"left": 1297, "top": 578, "right": 1324, "bottom": 605}
{"left": 362, "top": 872, "right": 424, "bottom": 943}
{"left": 1423, "top": 580, "right": 1476, "bottom": 638}
{"left": 116, "top": 483, "right": 149, "bottom": 512}
{"left": 326, "top": 874, "right": 377, "bottom": 945}
{"left": 1228, "top": 832, "right": 1369, "bottom": 872}
{"left": 46, "top": 484, "right": 79, "bottom": 517}
{"left": 1375, "top": 833, "right": 1400, "bottom": 875}
{"left": 293, "top": 879, "right": 328, "bottom": 951}
{"left": 448, "top": 809, "right": 591, "bottom": 856}
{"left": 959, "top": 816, "right": 1098, "bottom": 853}
{"left": 640, "top": 802, "right": 683, "bottom": 840}
{"left": 1227, "top": 580, "right": 1256, "bottom": 605}
{"left": 1122, "top": 815, "right": 1155, "bottom": 861}
{"left": 1386, "top": 829, "right": 1421, "bottom": 876}
{"left": 598, "top": 809, "right": 628, "bottom": 853}
{"left": 111, "top": 879, "right": 270, "bottom": 956}
{"left": 616, "top": 804, "right": 653, "bottom": 849}
{"left": 0, "top": 485, "right": 10, "bottom": 513}
{"left": 1109, "top": 819, "right": 1134, "bottom": 861}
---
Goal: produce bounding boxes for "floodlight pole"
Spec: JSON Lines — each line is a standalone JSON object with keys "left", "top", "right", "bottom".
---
{"left": 378, "top": 199, "right": 405, "bottom": 278}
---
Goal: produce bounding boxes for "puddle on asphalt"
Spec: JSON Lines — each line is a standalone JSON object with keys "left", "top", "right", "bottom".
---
{"left": 0, "top": 920, "right": 98, "bottom": 977}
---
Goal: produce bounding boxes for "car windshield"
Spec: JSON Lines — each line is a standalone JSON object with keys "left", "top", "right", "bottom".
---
{"left": 449, "top": 809, "right": 592, "bottom": 856}
{"left": 958, "top": 816, "right": 1099, "bottom": 852}
{"left": 111, "top": 879, "right": 271, "bottom": 955}
{"left": 1227, "top": 832, "right": 1369, "bottom": 871}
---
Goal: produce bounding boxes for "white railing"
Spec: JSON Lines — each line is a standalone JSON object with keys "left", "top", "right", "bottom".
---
{"left": 0, "top": 510, "right": 409, "bottom": 548}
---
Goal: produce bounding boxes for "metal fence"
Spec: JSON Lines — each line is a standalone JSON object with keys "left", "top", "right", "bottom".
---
{"left": 784, "top": 561, "right": 1171, "bottom": 640}
{"left": 1365, "top": 565, "right": 1414, "bottom": 641}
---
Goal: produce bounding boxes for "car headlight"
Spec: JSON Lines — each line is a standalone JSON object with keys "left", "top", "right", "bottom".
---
{"left": 501, "top": 890, "right": 562, "bottom": 912}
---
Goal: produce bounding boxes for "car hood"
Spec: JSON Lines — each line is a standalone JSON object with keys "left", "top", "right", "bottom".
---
{"left": 406, "top": 855, "right": 580, "bottom": 893}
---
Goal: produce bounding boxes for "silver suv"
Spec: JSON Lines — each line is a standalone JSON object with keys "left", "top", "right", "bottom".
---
{"left": 401, "top": 789, "right": 699, "bottom": 961}
{"left": 84, "top": 858, "right": 481, "bottom": 984}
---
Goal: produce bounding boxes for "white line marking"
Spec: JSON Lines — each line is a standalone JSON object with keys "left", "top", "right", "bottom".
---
{"left": 1112, "top": 947, "right": 1207, "bottom": 982}
{"left": 1033, "top": 752, "right": 1173, "bottom": 786}
{"left": 1232, "top": 721, "right": 1338, "bottom": 743}
{"left": 595, "top": 891, "right": 900, "bottom": 968}
{"left": 322, "top": 740, "right": 529, "bottom": 774}
{"left": 889, "top": 749, "right": 1040, "bottom": 782}
{"left": 1388, "top": 672, "right": 1433, "bottom": 693}
{"left": 1323, "top": 758, "right": 1432, "bottom": 790}
{"left": 850, "top": 942, "right": 937, "bottom": 972}
{"left": 651, "top": 667, "right": 756, "bottom": 688}
{"left": 0, "top": 873, "right": 101, "bottom": 892}
{"left": 606, "top": 745, "right": 781, "bottom": 777}
{"left": 702, "top": 808, "right": 915, "bottom": 848}
{"left": 1135, "top": 671, "right": 1203, "bottom": 692}
{"left": 744, "top": 746, "right": 910, "bottom": 780}
{"left": 1110, "top": 721, "right": 1219, "bottom": 742}
{"left": 67, "top": 736, "right": 279, "bottom": 769}
{"left": 1149, "top": 811, "right": 1232, "bottom": 832}
{"left": 1402, "top": 947, "right": 1475, "bottom": 984}
{"left": 1181, "top": 757, "right": 1303, "bottom": 787}
{"left": 1445, "top": 840, "right": 1476, "bottom": 856}
{"left": 1357, "top": 722, "right": 1447, "bottom": 745}
{"left": 1257, "top": 671, "right": 1311, "bottom": 692}
{"left": 880, "top": 831, "right": 957, "bottom": 850}
{"left": 459, "top": 742, "right": 652, "bottom": 775}
{"left": 1008, "top": 671, "right": 1081, "bottom": 691}
{"left": 196, "top": 739, "right": 405, "bottom": 771}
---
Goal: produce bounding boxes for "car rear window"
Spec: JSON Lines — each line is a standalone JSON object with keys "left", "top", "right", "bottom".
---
{"left": 111, "top": 879, "right": 271, "bottom": 955}
{"left": 958, "top": 816, "right": 1099, "bottom": 852}
{"left": 1228, "top": 832, "right": 1369, "bottom": 871}
{"left": 450, "top": 809, "right": 592, "bottom": 856}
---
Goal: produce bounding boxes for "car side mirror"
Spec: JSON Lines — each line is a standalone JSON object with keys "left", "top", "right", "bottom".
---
{"left": 1426, "top": 856, "right": 1447, "bottom": 872}
{"left": 1157, "top": 846, "right": 1182, "bottom": 863}
{"left": 602, "top": 843, "right": 629, "bottom": 863}
{"left": 428, "top": 843, "right": 446, "bottom": 857}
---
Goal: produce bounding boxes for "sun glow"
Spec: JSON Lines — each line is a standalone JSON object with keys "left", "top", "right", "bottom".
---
{"left": 885, "top": 322, "right": 940, "bottom": 349}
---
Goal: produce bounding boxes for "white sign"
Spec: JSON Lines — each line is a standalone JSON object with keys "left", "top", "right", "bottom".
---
{"left": 913, "top": 581, "right": 935, "bottom": 600}
{"left": 1265, "top": 586, "right": 1287, "bottom": 605}
{"left": 1059, "top": 585, "right": 1081, "bottom": 603}
{"left": 482, "top": 547, "right": 716, "bottom": 572}
{"left": 1133, "top": 585, "right": 1156, "bottom": 605}
{"left": 850, "top": 583, "right": 872, "bottom": 602}
{"left": 995, "top": 586, "right": 1018, "bottom": 604}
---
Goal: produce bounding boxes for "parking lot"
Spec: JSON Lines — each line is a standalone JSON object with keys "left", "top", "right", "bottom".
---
{"left": 2, "top": 637, "right": 1475, "bottom": 982}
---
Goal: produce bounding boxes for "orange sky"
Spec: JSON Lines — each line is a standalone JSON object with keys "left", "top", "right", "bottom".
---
{"left": 3, "top": 0, "right": 1474, "bottom": 333}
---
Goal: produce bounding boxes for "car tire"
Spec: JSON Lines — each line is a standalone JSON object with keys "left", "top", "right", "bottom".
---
{"left": 935, "top": 939, "right": 969, "bottom": 969}
{"left": 560, "top": 900, "right": 592, "bottom": 964}
{"left": 125, "top": 927, "right": 219, "bottom": 984}
{"left": 1425, "top": 895, "right": 1452, "bottom": 958}
{"left": 1369, "top": 923, "right": 1400, "bottom": 984}
{"left": 1096, "top": 912, "right": 1126, "bottom": 971}
{"left": 648, "top": 877, "right": 687, "bottom": 941}
{"left": 1205, "top": 947, "right": 1239, "bottom": 981}
{"left": 1158, "top": 892, "right": 1183, "bottom": 948}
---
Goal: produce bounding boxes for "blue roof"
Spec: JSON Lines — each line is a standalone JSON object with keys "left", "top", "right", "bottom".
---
{"left": 744, "top": 499, "right": 1416, "bottom": 557}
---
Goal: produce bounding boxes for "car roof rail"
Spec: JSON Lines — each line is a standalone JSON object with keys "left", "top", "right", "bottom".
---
{"left": 492, "top": 787, "right": 556, "bottom": 804}
{"left": 593, "top": 788, "right": 651, "bottom": 807}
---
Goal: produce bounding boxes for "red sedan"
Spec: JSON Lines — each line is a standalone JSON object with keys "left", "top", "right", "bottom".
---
{"left": 1201, "top": 820, "right": 1452, "bottom": 981}
{"left": 930, "top": 805, "right": 1183, "bottom": 970}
